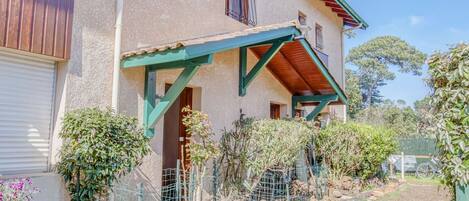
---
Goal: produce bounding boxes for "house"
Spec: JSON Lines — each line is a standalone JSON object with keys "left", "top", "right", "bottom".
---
{"left": 0, "top": 0, "right": 366, "bottom": 200}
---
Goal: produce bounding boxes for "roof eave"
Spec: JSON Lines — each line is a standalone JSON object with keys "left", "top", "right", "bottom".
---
{"left": 335, "top": 0, "right": 368, "bottom": 29}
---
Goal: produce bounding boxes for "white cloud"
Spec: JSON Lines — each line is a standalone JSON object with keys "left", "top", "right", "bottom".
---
{"left": 409, "top": 16, "right": 424, "bottom": 26}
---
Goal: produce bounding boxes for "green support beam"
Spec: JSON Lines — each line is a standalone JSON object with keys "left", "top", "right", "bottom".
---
{"left": 148, "top": 54, "right": 213, "bottom": 71}
{"left": 143, "top": 68, "right": 156, "bottom": 137}
{"left": 121, "top": 27, "right": 298, "bottom": 68}
{"left": 143, "top": 55, "right": 212, "bottom": 138}
{"left": 239, "top": 47, "right": 248, "bottom": 96}
{"left": 239, "top": 36, "right": 292, "bottom": 96}
{"left": 292, "top": 95, "right": 338, "bottom": 121}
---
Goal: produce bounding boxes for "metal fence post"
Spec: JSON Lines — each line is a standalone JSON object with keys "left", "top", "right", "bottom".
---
{"left": 401, "top": 152, "right": 405, "bottom": 180}
{"left": 137, "top": 182, "right": 144, "bottom": 201}
{"left": 176, "top": 160, "right": 181, "bottom": 201}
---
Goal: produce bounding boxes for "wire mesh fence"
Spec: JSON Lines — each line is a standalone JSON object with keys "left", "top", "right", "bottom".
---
{"left": 110, "top": 158, "right": 330, "bottom": 201}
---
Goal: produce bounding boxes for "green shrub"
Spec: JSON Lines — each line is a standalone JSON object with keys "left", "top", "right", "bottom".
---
{"left": 56, "top": 108, "right": 150, "bottom": 201}
{"left": 219, "top": 118, "right": 317, "bottom": 192}
{"left": 316, "top": 122, "right": 397, "bottom": 180}
{"left": 245, "top": 119, "right": 316, "bottom": 176}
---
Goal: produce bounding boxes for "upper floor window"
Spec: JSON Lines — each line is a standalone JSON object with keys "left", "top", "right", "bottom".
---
{"left": 315, "top": 23, "right": 324, "bottom": 50}
{"left": 226, "top": 0, "right": 257, "bottom": 26}
{"left": 298, "top": 11, "right": 307, "bottom": 26}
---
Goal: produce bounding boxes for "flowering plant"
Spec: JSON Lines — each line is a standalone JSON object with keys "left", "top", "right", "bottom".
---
{"left": 0, "top": 178, "right": 39, "bottom": 201}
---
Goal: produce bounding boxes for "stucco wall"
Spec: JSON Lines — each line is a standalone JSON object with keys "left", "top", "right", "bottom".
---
{"left": 41, "top": 0, "right": 347, "bottom": 199}
{"left": 120, "top": 0, "right": 345, "bottom": 88}
{"left": 116, "top": 49, "right": 292, "bottom": 189}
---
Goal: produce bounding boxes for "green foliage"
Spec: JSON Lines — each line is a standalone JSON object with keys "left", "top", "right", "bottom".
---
{"left": 414, "top": 96, "right": 436, "bottom": 137}
{"left": 354, "top": 99, "right": 418, "bottom": 137}
{"left": 56, "top": 108, "right": 150, "bottom": 201}
{"left": 345, "top": 69, "right": 363, "bottom": 118}
{"left": 181, "top": 106, "right": 219, "bottom": 167}
{"left": 219, "top": 117, "right": 255, "bottom": 190}
{"left": 245, "top": 119, "right": 316, "bottom": 176}
{"left": 219, "top": 118, "right": 316, "bottom": 192}
{"left": 346, "top": 36, "right": 426, "bottom": 107}
{"left": 428, "top": 44, "right": 469, "bottom": 186}
{"left": 316, "top": 122, "right": 397, "bottom": 180}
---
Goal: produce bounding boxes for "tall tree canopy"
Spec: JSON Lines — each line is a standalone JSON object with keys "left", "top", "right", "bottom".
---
{"left": 346, "top": 36, "right": 426, "bottom": 108}
{"left": 345, "top": 69, "right": 362, "bottom": 118}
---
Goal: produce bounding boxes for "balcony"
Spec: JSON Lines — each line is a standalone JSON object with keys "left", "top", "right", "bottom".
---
{"left": 225, "top": 0, "right": 257, "bottom": 26}
{"left": 313, "top": 48, "right": 328, "bottom": 67}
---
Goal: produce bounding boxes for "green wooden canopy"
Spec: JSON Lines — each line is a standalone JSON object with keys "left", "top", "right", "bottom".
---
{"left": 120, "top": 22, "right": 348, "bottom": 137}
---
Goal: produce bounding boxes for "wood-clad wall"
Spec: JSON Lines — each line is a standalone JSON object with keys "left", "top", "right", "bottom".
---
{"left": 0, "top": 0, "right": 74, "bottom": 59}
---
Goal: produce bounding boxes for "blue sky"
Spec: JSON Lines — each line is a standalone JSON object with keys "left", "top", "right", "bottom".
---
{"left": 344, "top": 0, "right": 469, "bottom": 106}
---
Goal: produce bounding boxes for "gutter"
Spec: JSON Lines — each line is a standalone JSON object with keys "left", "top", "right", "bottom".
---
{"left": 111, "top": 0, "right": 123, "bottom": 111}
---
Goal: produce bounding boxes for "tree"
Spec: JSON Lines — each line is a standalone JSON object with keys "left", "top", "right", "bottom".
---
{"left": 345, "top": 69, "right": 362, "bottom": 118}
{"left": 346, "top": 36, "right": 426, "bottom": 108}
{"left": 428, "top": 44, "right": 468, "bottom": 190}
{"left": 414, "top": 96, "right": 436, "bottom": 137}
{"left": 353, "top": 99, "right": 418, "bottom": 137}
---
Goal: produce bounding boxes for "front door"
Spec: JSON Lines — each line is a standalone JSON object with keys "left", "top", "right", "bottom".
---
{"left": 162, "top": 85, "right": 193, "bottom": 170}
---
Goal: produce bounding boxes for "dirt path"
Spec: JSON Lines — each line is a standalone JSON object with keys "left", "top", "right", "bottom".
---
{"left": 377, "top": 180, "right": 451, "bottom": 201}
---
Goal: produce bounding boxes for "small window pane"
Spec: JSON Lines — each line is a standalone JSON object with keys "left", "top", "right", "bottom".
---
{"left": 315, "top": 24, "right": 324, "bottom": 49}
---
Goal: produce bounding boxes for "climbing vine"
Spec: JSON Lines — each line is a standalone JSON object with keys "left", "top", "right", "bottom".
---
{"left": 428, "top": 44, "right": 469, "bottom": 187}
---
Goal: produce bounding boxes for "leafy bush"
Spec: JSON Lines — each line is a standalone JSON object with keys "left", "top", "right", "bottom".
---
{"left": 181, "top": 106, "right": 219, "bottom": 167}
{"left": 428, "top": 44, "right": 469, "bottom": 186}
{"left": 246, "top": 119, "right": 316, "bottom": 176}
{"left": 219, "top": 118, "right": 316, "bottom": 192}
{"left": 56, "top": 108, "right": 150, "bottom": 201}
{"left": 0, "top": 178, "right": 39, "bottom": 201}
{"left": 181, "top": 107, "right": 219, "bottom": 201}
{"left": 219, "top": 117, "right": 255, "bottom": 189}
{"left": 316, "top": 122, "right": 397, "bottom": 180}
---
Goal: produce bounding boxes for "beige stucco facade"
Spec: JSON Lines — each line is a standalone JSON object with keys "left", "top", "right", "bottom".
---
{"left": 6, "top": 0, "right": 349, "bottom": 200}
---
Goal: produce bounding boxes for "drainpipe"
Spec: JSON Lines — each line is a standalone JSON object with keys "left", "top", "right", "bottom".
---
{"left": 111, "top": 0, "right": 124, "bottom": 111}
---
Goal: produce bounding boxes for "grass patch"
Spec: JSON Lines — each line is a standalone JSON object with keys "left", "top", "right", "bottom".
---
{"left": 405, "top": 176, "right": 442, "bottom": 185}
{"left": 378, "top": 184, "right": 410, "bottom": 201}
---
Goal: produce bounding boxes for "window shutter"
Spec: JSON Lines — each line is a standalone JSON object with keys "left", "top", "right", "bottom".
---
{"left": 0, "top": 52, "right": 55, "bottom": 175}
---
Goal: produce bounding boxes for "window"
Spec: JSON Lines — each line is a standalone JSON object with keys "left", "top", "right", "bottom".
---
{"left": 298, "top": 11, "right": 307, "bottom": 26}
{"left": 315, "top": 23, "right": 324, "bottom": 50}
{"left": 0, "top": 52, "right": 55, "bottom": 175}
{"left": 226, "top": 0, "right": 257, "bottom": 26}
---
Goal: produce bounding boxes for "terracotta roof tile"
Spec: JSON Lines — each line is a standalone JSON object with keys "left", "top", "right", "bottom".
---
{"left": 121, "top": 21, "right": 300, "bottom": 59}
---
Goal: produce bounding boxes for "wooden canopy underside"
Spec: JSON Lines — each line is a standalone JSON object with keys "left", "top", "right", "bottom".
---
{"left": 251, "top": 41, "right": 342, "bottom": 104}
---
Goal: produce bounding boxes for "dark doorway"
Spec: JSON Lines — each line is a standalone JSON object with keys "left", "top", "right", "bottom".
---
{"left": 162, "top": 84, "right": 193, "bottom": 171}
{"left": 270, "top": 103, "right": 281, "bottom": 119}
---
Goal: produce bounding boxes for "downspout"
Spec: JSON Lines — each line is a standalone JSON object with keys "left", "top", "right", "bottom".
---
{"left": 111, "top": 0, "right": 123, "bottom": 111}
